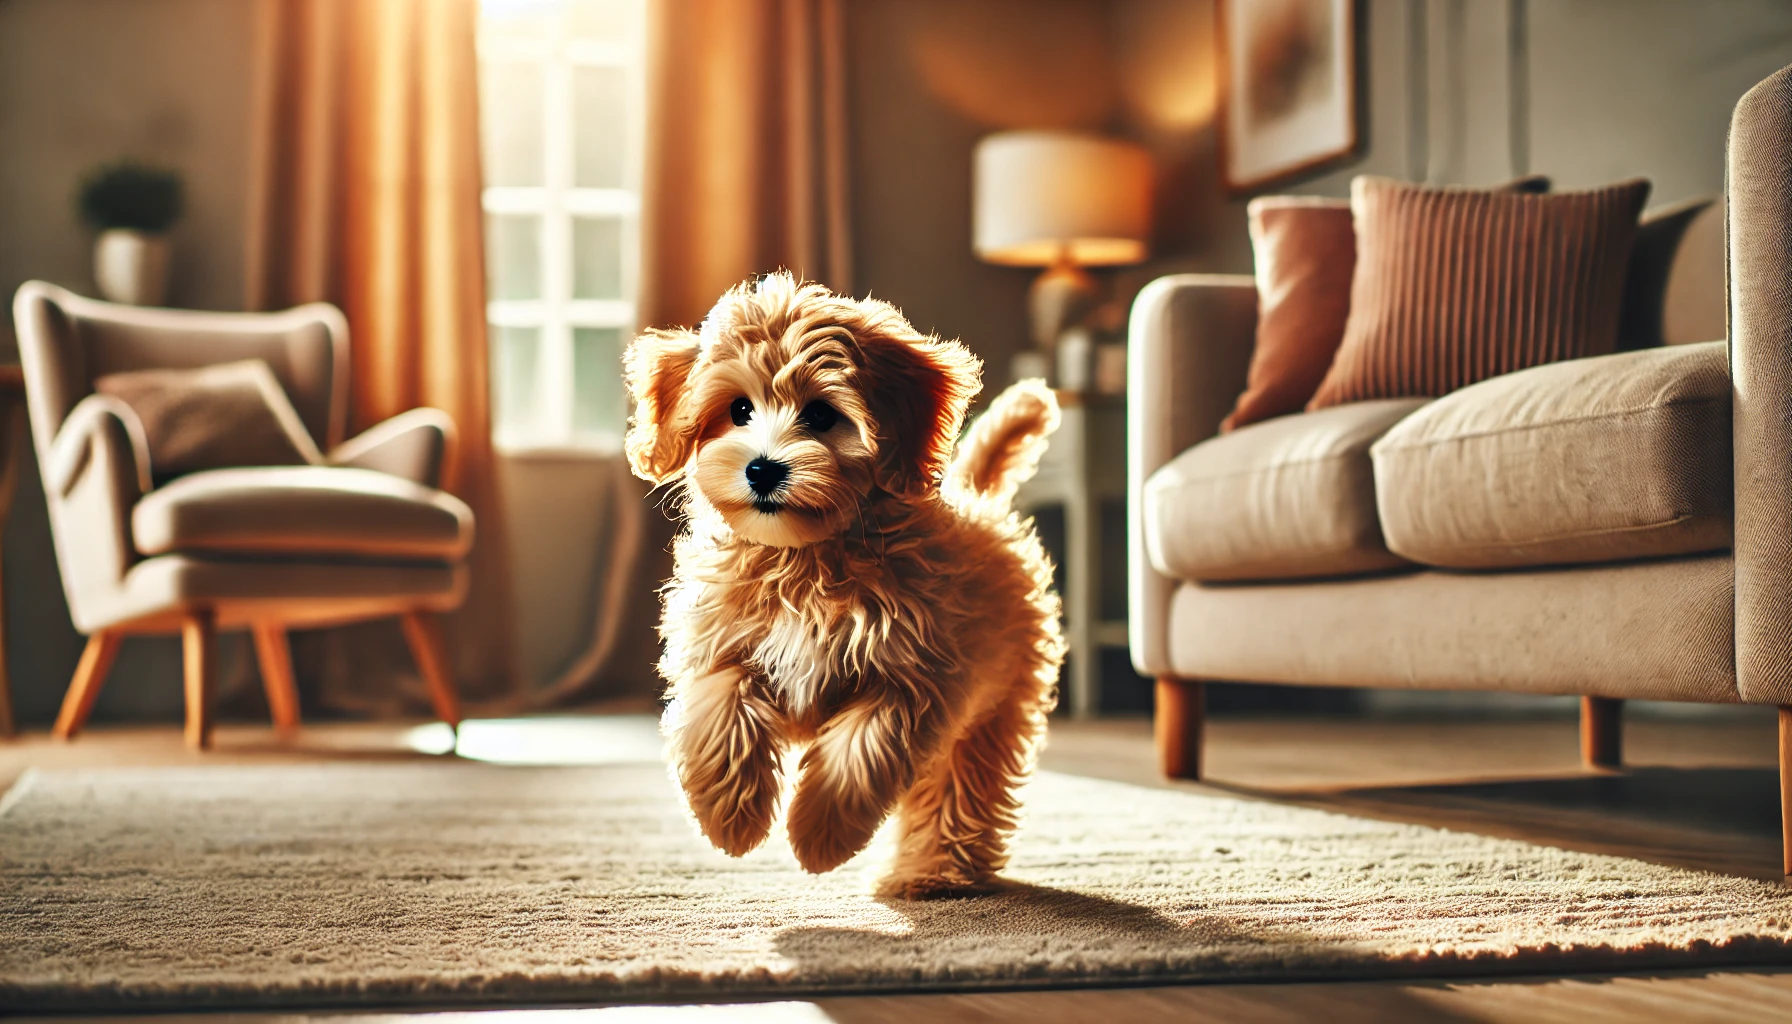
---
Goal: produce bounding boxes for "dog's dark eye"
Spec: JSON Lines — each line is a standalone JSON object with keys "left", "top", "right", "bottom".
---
{"left": 799, "top": 401, "right": 839, "bottom": 433}
{"left": 729, "top": 397, "right": 753, "bottom": 426}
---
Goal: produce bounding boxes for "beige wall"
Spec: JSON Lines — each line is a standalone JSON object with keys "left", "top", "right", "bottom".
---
{"left": 846, "top": 0, "right": 1115, "bottom": 383}
{"left": 0, "top": 0, "right": 257, "bottom": 315}
{"left": 1527, "top": 0, "right": 1792, "bottom": 198}
{"left": 498, "top": 453, "right": 663, "bottom": 700}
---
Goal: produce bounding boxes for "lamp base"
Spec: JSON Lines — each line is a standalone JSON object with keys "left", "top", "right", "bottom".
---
{"left": 1028, "top": 255, "right": 1099, "bottom": 350}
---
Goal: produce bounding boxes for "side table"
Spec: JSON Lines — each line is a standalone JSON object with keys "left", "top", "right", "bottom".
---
{"left": 1014, "top": 390, "right": 1127, "bottom": 718}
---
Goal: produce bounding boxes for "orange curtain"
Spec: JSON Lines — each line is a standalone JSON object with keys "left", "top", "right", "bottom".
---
{"left": 640, "top": 0, "right": 853, "bottom": 329}
{"left": 245, "top": 0, "right": 513, "bottom": 704}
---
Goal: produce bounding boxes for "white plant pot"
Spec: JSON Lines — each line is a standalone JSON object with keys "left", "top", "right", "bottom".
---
{"left": 93, "top": 229, "right": 171, "bottom": 306}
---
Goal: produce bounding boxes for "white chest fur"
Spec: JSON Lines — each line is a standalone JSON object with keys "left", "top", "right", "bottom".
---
{"left": 752, "top": 609, "right": 830, "bottom": 716}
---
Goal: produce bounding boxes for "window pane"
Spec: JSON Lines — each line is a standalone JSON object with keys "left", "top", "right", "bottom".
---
{"left": 486, "top": 214, "right": 542, "bottom": 300}
{"left": 492, "top": 325, "right": 543, "bottom": 437}
{"left": 572, "top": 217, "right": 623, "bottom": 299}
{"left": 573, "top": 66, "right": 628, "bottom": 189}
{"left": 479, "top": 0, "right": 563, "bottom": 48}
{"left": 479, "top": 61, "right": 545, "bottom": 187}
{"left": 568, "top": 0, "right": 640, "bottom": 42}
{"left": 573, "top": 327, "right": 625, "bottom": 435}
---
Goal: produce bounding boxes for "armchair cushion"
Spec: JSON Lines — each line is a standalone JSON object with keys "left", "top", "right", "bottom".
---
{"left": 1143, "top": 398, "right": 1426, "bottom": 582}
{"left": 132, "top": 466, "right": 473, "bottom": 561}
{"left": 95, "top": 360, "right": 322, "bottom": 483}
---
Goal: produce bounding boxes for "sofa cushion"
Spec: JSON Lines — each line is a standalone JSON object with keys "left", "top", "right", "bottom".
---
{"left": 1371, "top": 341, "right": 1731, "bottom": 569}
{"left": 1144, "top": 398, "right": 1427, "bottom": 582}
{"left": 133, "top": 466, "right": 474, "bottom": 561}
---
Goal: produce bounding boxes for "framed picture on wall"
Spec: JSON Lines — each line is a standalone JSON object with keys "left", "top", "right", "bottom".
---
{"left": 1219, "top": 0, "right": 1361, "bottom": 193}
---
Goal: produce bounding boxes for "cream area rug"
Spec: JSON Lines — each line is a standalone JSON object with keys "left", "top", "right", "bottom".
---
{"left": 4, "top": 761, "right": 1792, "bottom": 1011}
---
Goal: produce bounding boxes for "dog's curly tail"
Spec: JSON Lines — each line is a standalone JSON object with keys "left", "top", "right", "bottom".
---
{"left": 945, "top": 378, "right": 1061, "bottom": 508}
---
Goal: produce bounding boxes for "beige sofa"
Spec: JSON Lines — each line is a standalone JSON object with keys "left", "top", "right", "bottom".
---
{"left": 1129, "top": 66, "right": 1792, "bottom": 870}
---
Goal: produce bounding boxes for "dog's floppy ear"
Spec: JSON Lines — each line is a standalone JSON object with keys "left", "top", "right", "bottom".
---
{"left": 859, "top": 332, "right": 983, "bottom": 497}
{"left": 624, "top": 327, "right": 702, "bottom": 484}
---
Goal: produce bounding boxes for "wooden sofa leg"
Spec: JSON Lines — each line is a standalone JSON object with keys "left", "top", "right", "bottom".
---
{"left": 253, "top": 623, "right": 302, "bottom": 735}
{"left": 182, "top": 610, "right": 216, "bottom": 750}
{"left": 1581, "top": 695, "right": 1623, "bottom": 770}
{"left": 52, "top": 631, "right": 124, "bottom": 741}
{"left": 401, "top": 611, "right": 462, "bottom": 730}
{"left": 1780, "top": 706, "right": 1791, "bottom": 877}
{"left": 1156, "top": 677, "right": 1205, "bottom": 780}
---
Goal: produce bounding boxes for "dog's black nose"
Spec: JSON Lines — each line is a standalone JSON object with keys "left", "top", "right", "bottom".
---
{"left": 744, "top": 457, "right": 789, "bottom": 497}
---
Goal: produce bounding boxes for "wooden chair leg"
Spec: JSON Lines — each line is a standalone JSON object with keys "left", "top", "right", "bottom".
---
{"left": 1581, "top": 695, "right": 1623, "bottom": 770}
{"left": 1156, "top": 677, "right": 1205, "bottom": 780}
{"left": 52, "top": 631, "right": 124, "bottom": 741}
{"left": 400, "top": 611, "right": 462, "bottom": 730}
{"left": 182, "top": 610, "right": 216, "bottom": 750}
{"left": 252, "top": 623, "right": 301, "bottom": 735}
{"left": 1780, "top": 706, "right": 1791, "bottom": 877}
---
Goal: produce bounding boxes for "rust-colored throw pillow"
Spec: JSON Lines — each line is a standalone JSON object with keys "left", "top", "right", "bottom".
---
{"left": 1222, "top": 176, "right": 1553, "bottom": 432}
{"left": 1220, "top": 198, "right": 1356, "bottom": 432}
{"left": 95, "top": 359, "right": 324, "bottom": 484}
{"left": 1307, "top": 175, "right": 1651, "bottom": 410}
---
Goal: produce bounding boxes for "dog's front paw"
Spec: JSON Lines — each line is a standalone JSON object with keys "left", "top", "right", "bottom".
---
{"left": 665, "top": 668, "right": 786, "bottom": 858}
{"left": 876, "top": 871, "right": 1006, "bottom": 901}
{"left": 685, "top": 780, "right": 778, "bottom": 857}
{"left": 785, "top": 785, "right": 886, "bottom": 873}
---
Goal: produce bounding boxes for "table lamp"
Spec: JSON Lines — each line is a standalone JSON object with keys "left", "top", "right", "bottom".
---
{"left": 973, "top": 131, "right": 1153, "bottom": 351}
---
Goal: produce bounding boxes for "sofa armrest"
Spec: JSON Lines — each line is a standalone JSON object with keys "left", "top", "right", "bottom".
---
{"left": 1127, "top": 274, "right": 1258, "bottom": 677}
{"left": 41, "top": 394, "right": 151, "bottom": 631}
{"left": 1729, "top": 66, "right": 1792, "bottom": 705}
{"left": 328, "top": 407, "right": 456, "bottom": 488}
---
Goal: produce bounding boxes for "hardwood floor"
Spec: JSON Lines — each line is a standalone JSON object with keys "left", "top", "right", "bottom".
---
{"left": 5, "top": 707, "right": 1790, "bottom": 1022}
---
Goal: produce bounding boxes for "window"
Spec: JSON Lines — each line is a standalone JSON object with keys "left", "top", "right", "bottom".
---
{"left": 477, "top": 0, "right": 645, "bottom": 451}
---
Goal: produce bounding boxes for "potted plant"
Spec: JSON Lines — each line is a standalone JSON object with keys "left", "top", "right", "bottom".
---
{"left": 76, "top": 161, "right": 184, "bottom": 306}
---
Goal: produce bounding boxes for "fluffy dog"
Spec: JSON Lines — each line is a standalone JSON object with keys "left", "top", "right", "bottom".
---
{"left": 624, "top": 272, "right": 1065, "bottom": 898}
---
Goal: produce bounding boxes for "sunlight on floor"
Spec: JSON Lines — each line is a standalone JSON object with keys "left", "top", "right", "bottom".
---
{"left": 370, "top": 1004, "right": 836, "bottom": 1023}
{"left": 380, "top": 1005, "right": 837, "bottom": 1023}
{"left": 402, "top": 716, "right": 665, "bottom": 765}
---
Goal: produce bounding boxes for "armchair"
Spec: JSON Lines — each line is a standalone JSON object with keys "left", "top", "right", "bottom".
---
{"left": 12, "top": 282, "right": 471, "bottom": 748}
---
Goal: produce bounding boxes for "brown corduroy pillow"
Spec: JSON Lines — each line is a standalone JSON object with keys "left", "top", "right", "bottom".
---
{"left": 1222, "top": 176, "right": 1552, "bottom": 432}
{"left": 1307, "top": 175, "right": 1651, "bottom": 410}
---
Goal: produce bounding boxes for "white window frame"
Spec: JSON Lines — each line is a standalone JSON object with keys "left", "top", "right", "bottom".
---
{"left": 479, "top": 14, "right": 644, "bottom": 454}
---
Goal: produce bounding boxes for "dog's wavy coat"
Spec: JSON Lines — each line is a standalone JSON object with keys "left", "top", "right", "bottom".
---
{"left": 625, "top": 273, "right": 1065, "bottom": 898}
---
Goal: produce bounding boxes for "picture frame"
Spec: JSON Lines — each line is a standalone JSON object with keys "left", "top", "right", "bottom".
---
{"left": 1218, "top": 0, "right": 1361, "bottom": 194}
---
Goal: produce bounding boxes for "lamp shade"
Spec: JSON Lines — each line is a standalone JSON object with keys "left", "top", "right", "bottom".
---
{"left": 973, "top": 132, "right": 1153, "bottom": 267}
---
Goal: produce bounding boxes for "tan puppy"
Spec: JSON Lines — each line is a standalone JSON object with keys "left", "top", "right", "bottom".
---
{"left": 625, "top": 272, "right": 1065, "bottom": 898}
